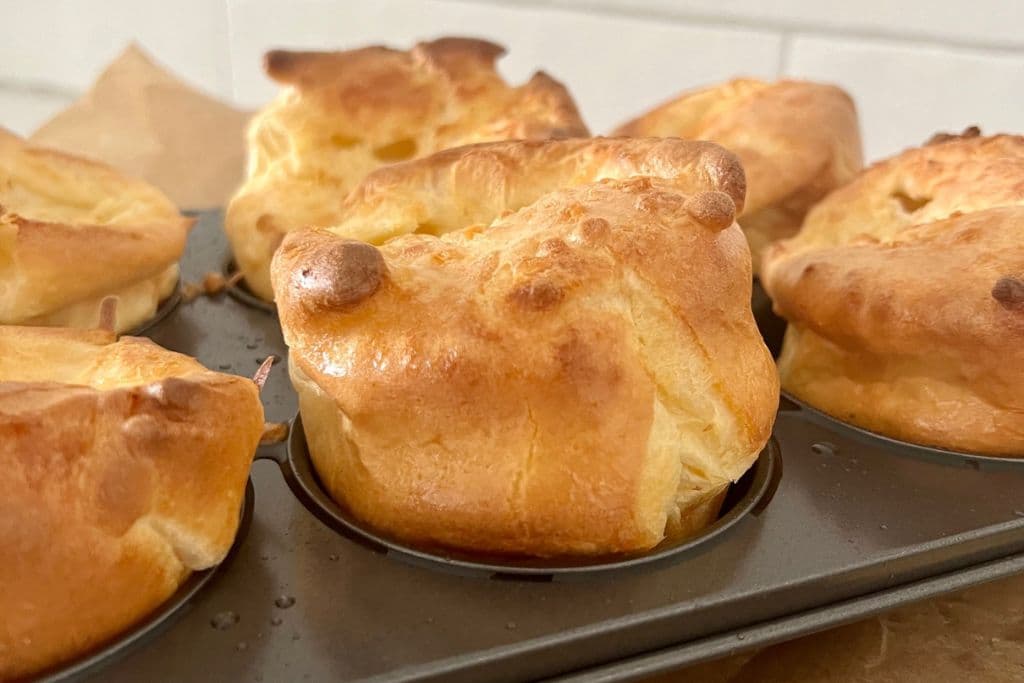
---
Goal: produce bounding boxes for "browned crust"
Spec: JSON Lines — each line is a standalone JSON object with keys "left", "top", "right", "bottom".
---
{"left": 272, "top": 138, "right": 778, "bottom": 556}
{"left": 0, "top": 128, "right": 191, "bottom": 330}
{"left": 325, "top": 136, "right": 746, "bottom": 246}
{"left": 763, "top": 134, "right": 1024, "bottom": 455}
{"left": 613, "top": 78, "right": 863, "bottom": 268}
{"left": 0, "top": 327, "right": 265, "bottom": 678}
{"left": 225, "top": 37, "right": 589, "bottom": 302}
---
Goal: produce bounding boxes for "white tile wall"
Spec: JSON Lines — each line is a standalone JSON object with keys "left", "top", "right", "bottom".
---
{"left": 2, "top": 0, "right": 1023, "bottom": 164}
{"left": 1, "top": 0, "right": 232, "bottom": 98}
{"left": 553, "top": 0, "right": 1024, "bottom": 49}
{"left": 0, "top": 87, "right": 74, "bottom": 136}
{"left": 785, "top": 35, "right": 1024, "bottom": 161}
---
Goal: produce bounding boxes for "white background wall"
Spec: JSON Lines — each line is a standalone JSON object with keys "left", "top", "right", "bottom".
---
{"left": 2, "top": 0, "right": 1023, "bottom": 163}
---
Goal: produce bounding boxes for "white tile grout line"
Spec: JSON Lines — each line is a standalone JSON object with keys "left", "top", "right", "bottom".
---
{"left": 448, "top": 0, "right": 1024, "bottom": 53}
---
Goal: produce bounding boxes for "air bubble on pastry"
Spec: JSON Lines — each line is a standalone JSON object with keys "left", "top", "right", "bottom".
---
{"left": 762, "top": 131, "right": 1024, "bottom": 456}
{"left": 0, "top": 128, "right": 191, "bottom": 332}
{"left": 226, "top": 37, "right": 590, "bottom": 302}
{"left": 614, "top": 78, "right": 864, "bottom": 272}
{"left": 271, "top": 137, "right": 779, "bottom": 557}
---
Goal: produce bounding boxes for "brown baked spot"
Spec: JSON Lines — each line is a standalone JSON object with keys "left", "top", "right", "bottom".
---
{"left": 373, "top": 138, "right": 418, "bottom": 161}
{"left": 264, "top": 49, "right": 303, "bottom": 78}
{"left": 508, "top": 280, "right": 563, "bottom": 311}
{"left": 539, "top": 237, "right": 570, "bottom": 257}
{"left": 635, "top": 189, "right": 685, "bottom": 215}
{"left": 415, "top": 221, "right": 444, "bottom": 236}
{"left": 701, "top": 147, "right": 747, "bottom": 213}
{"left": 925, "top": 125, "right": 982, "bottom": 146}
{"left": 330, "top": 133, "right": 362, "bottom": 148}
{"left": 295, "top": 239, "right": 386, "bottom": 310}
{"left": 578, "top": 217, "right": 610, "bottom": 242}
{"left": 891, "top": 189, "right": 931, "bottom": 213}
{"left": 684, "top": 191, "right": 736, "bottom": 231}
{"left": 993, "top": 276, "right": 1024, "bottom": 311}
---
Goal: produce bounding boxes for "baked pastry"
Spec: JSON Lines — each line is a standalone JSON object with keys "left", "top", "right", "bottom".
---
{"left": 0, "top": 324, "right": 265, "bottom": 678}
{"left": 0, "top": 128, "right": 191, "bottom": 332}
{"left": 226, "top": 37, "right": 589, "bottom": 301}
{"left": 272, "top": 137, "right": 779, "bottom": 556}
{"left": 762, "top": 129, "right": 1024, "bottom": 456}
{"left": 613, "top": 78, "right": 863, "bottom": 270}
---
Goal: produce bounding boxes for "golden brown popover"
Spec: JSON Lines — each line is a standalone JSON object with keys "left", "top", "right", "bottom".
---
{"left": 763, "top": 129, "right": 1024, "bottom": 456}
{"left": 226, "top": 37, "right": 588, "bottom": 301}
{"left": 0, "top": 325, "right": 265, "bottom": 678}
{"left": 614, "top": 78, "right": 863, "bottom": 271}
{"left": 272, "top": 137, "right": 778, "bottom": 556}
{"left": 0, "top": 128, "right": 191, "bottom": 332}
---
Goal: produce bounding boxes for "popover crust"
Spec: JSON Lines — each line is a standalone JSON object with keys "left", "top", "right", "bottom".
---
{"left": 614, "top": 78, "right": 863, "bottom": 270}
{"left": 272, "top": 137, "right": 778, "bottom": 556}
{"left": 0, "top": 326, "right": 265, "bottom": 678}
{"left": 763, "top": 132, "right": 1024, "bottom": 455}
{"left": 0, "top": 129, "right": 191, "bottom": 332}
{"left": 226, "top": 37, "right": 588, "bottom": 301}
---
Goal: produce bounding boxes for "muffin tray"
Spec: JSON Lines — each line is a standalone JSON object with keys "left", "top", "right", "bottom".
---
{"left": 68, "top": 211, "right": 1024, "bottom": 683}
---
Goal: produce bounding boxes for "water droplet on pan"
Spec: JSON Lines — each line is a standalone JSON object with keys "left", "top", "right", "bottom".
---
{"left": 879, "top": 523, "right": 889, "bottom": 530}
{"left": 328, "top": 554, "right": 339, "bottom": 561}
{"left": 210, "top": 611, "right": 239, "bottom": 630}
{"left": 505, "top": 621, "right": 517, "bottom": 630}
{"left": 810, "top": 442, "right": 837, "bottom": 456}
{"left": 236, "top": 641, "right": 248, "bottom": 651}
{"left": 271, "top": 616, "right": 283, "bottom": 627}
{"left": 274, "top": 595, "right": 296, "bottom": 609}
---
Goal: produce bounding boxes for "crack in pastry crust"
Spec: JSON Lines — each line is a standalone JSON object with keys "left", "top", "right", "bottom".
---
{"left": 762, "top": 132, "right": 1024, "bottom": 455}
{"left": 0, "top": 326, "right": 265, "bottom": 679}
{"left": 271, "top": 137, "right": 778, "bottom": 556}
{"left": 0, "top": 128, "right": 191, "bottom": 332}
{"left": 226, "top": 37, "right": 589, "bottom": 301}
{"left": 613, "top": 78, "right": 864, "bottom": 271}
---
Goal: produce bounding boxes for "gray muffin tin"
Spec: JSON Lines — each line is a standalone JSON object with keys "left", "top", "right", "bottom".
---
{"left": 39, "top": 212, "right": 1024, "bottom": 683}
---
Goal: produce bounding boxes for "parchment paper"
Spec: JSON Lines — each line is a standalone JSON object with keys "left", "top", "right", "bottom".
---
{"left": 31, "top": 43, "right": 250, "bottom": 210}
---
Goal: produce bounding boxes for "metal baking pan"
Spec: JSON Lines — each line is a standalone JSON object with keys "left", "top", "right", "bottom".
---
{"left": 56, "top": 212, "right": 1024, "bottom": 682}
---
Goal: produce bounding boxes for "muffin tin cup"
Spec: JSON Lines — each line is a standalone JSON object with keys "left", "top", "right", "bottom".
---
{"left": 781, "top": 392, "right": 1024, "bottom": 472}
{"left": 754, "top": 279, "right": 1024, "bottom": 470}
{"left": 272, "top": 415, "right": 782, "bottom": 579}
{"left": 222, "top": 258, "right": 277, "bottom": 314}
{"left": 83, "top": 212, "right": 1024, "bottom": 683}
{"left": 35, "top": 479, "right": 254, "bottom": 683}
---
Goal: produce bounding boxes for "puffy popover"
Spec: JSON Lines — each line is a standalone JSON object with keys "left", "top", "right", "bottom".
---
{"left": 762, "top": 130, "right": 1024, "bottom": 456}
{"left": 613, "top": 78, "right": 863, "bottom": 271}
{"left": 0, "top": 128, "right": 191, "bottom": 332}
{"left": 272, "top": 138, "right": 779, "bottom": 556}
{"left": 0, "top": 326, "right": 265, "bottom": 679}
{"left": 226, "top": 37, "right": 588, "bottom": 301}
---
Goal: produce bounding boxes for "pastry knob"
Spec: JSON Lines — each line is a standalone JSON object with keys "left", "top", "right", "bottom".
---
{"left": 684, "top": 191, "right": 737, "bottom": 231}
{"left": 293, "top": 238, "right": 387, "bottom": 311}
{"left": 993, "top": 276, "right": 1024, "bottom": 312}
